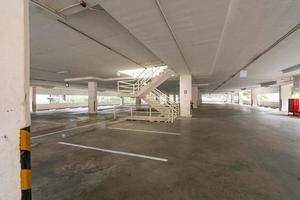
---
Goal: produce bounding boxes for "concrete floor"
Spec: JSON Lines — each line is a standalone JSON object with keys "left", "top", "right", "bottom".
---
{"left": 31, "top": 104, "right": 300, "bottom": 200}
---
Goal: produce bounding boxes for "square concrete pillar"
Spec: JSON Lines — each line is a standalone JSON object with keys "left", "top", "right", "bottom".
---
{"left": 251, "top": 88, "right": 258, "bottom": 107}
{"left": 136, "top": 97, "right": 142, "bottom": 106}
{"left": 180, "top": 75, "right": 192, "bottom": 117}
{"left": 197, "top": 89, "right": 202, "bottom": 106}
{"left": 279, "top": 84, "right": 292, "bottom": 112}
{"left": 292, "top": 76, "right": 300, "bottom": 101}
{"left": 88, "top": 81, "right": 98, "bottom": 113}
{"left": 120, "top": 97, "right": 125, "bottom": 105}
{"left": 231, "top": 92, "right": 234, "bottom": 103}
{"left": 0, "top": 1, "right": 30, "bottom": 199}
{"left": 238, "top": 92, "right": 244, "bottom": 105}
{"left": 168, "top": 94, "right": 173, "bottom": 103}
{"left": 226, "top": 93, "right": 231, "bottom": 103}
{"left": 30, "top": 86, "right": 37, "bottom": 112}
{"left": 192, "top": 86, "right": 198, "bottom": 109}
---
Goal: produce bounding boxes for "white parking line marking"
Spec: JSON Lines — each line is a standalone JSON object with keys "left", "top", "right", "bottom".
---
{"left": 58, "top": 142, "right": 168, "bottom": 162}
{"left": 32, "top": 122, "right": 105, "bottom": 139}
{"left": 107, "top": 127, "right": 181, "bottom": 136}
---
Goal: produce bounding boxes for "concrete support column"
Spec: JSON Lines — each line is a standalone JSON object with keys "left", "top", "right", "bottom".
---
{"left": 120, "top": 97, "right": 124, "bottom": 105}
{"left": 251, "top": 88, "right": 258, "bottom": 107}
{"left": 293, "top": 76, "right": 300, "bottom": 100}
{"left": 226, "top": 93, "right": 230, "bottom": 103}
{"left": 197, "top": 89, "right": 202, "bottom": 106}
{"left": 136, "top": 97, "right": 142, "bottom": 106}
{"left": 192, "top": 86, "right": 198, "bottom": 109}
{"left": 238, "top": 92, "right": 244, "bottom": 105}
{"left": 62, "top": 94, "right": 66, "bottom": 102}
{"left": 180, "top": 75, "right": 192, "bottom": 117}
{"left": 88, "top": 81, "right": 98, "bottom": 113}
{"left": 0, "top": 1, "right": 30, "bottom": 199}
{"left": 279, "top": 84, "right": 292, "bottom": 112}
{"left": 30, "top": 86, "right": 37, "bottom": 112}
{"left": 168, "top": 94, "right": 173, "bottom": 103}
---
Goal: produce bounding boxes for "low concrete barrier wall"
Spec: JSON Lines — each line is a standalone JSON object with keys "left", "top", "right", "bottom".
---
{"left": 243, "top": 100, "right": 251, "bottom": 105}
{"left": 258, "top": 101, "right": 279, "bottom": 108}
{"left": 36, "top": 103, "right": 87, "bottom": 110}
{"left": 36, "top": 102, "right": 121, "bottom": 111}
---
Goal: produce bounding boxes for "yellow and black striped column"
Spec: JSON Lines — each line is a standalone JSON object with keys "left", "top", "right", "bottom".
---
{"left": 20, "top": 127, "right": 31, "bottom": 200}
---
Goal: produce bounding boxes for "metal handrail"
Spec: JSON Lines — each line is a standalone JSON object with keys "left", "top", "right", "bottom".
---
{"left": 118, "top": 66, "right": 167, "bottom": 95}
{"left": 135, "top": 68, "right": 149, "bottom": 80}
{"left": 152, "top": 89, "right": 178, "bottom": 107}
{"left": 149, "top": 88, "right": 179, "bottom": 120}
{"left": 136, "top": 67, "right": 164, "bottom": 87}
{"left": 117, "top": 66, "right": 178, "bottom": 122}
{"left": 149, "top": 90, "right": 178, "bottom": 113}
{"left": 136, "top": 68, "right": 155, "bottom": 87}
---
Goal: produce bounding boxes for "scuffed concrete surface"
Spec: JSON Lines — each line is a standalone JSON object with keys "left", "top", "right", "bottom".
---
{"left": 31, "top": 104, "right": 300, "bottom": 200}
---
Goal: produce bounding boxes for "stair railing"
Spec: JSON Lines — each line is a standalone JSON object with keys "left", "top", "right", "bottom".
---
{"left": 118, "top": 66, "right": 167, "bottom": 95}
{"left": 148, "top": 88, "right": 179, "bottom": 122}
{"left": 136, "top": 67, "right": 163, "bottom": 90}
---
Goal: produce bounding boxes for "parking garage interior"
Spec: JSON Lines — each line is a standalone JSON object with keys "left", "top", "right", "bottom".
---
{"left": 1, "top": 1, "right": 300, "bottom": 200}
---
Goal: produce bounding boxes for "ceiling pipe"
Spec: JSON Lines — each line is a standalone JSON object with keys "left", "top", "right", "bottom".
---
{"left": 64, "top": 76, "right": 133, "bottom": 83}
{"left": 213, "top": 21, "right": 300, "bottom": 91}
{"left": 57, "top": 20, "right": 146, "bottom": 69}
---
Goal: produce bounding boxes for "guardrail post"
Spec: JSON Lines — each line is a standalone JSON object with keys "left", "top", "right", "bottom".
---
{"left": 20, "top": 127, "right": 32, "bottom": 200}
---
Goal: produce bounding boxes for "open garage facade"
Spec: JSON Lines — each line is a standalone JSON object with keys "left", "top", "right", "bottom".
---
{"left": 1, "top": 1, "right": 300, "bottom": 200}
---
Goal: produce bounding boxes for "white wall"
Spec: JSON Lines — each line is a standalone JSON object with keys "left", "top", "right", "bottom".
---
{"left": 0, "top": 1, "right": 30, "bottom": 199}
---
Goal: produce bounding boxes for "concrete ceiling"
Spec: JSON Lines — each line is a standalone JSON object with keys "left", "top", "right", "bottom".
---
{"left": 30, "top": 0, "right": 300, "bottom": 92}
{"left": 30, "top": 2, "right": 162, "bottom": 83}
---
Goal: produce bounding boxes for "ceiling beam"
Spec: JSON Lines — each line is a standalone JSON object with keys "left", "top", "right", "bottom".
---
{"left": 58, "top": 19, "right": 146, "bottom": 68}
{"left": 213, "top": 21, "right": 300, "bottom": 91}
{"left": 64, "top": 76, "right": 133, "bottom": 82}
{"left": 154, "top": 0, "right": 191, "bottom": 74}
{"left": 30, "top": 0, "right": 66, "bottom": 20}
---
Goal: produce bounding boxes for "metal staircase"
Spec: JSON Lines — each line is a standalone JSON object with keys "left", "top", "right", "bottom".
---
{"left": 117, "top": 66, "right": 179, "bottom": 123}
